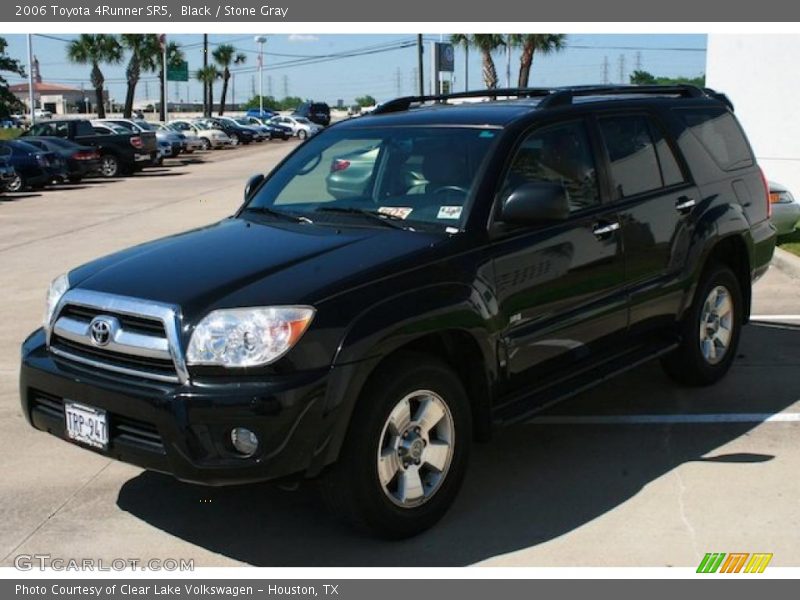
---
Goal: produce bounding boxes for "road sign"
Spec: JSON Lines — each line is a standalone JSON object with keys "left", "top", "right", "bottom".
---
{"left": 167, "top": 60, "right": 189, "bottom": 82}
{"left": 437, "top": 43, "right": 455, "bottom": 73}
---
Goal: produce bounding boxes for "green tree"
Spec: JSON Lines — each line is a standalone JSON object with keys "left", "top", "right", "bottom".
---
{"left": 244, "top": 95, "right": 281, "bottom": 111}
{"left": 120, "top": 34, "right": 160, "bottom": 118}
{"left": 450, "top": 34, "right": 470, "bottom": 91}
{"left": 279, "top": 96, "right": 304, "bottom": 111}
{"left": 470, "top": 34, "right": 505, "bottom": 89}
{"left": 212, "top": 44, "right": 246, "bottom": 115}
{"left": 355, "top": 95, "right": 376, "bottom": 107}
{"left": 195, "top": 66, "right": 220, "bottom": 117}
{"left": 629, "top": 70, "right": 705, "bottom": 87}
{"left": 66, "top": 34, "right": 122, "bottom": 118}
{"left": 0, "top": 37, "right": 25, "bottom": 119}
{"left": 507, "top": 34, "right": 566, "bottom": 87}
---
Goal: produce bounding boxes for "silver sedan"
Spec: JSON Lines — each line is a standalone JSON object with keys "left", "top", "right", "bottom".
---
{"left": 770, "top": 181, "right": 800, "bottom": 235}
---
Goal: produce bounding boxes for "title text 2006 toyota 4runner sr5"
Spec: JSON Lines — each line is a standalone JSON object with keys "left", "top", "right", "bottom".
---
{"left": 21, "top": 85, "right": 776, "bottom": 538}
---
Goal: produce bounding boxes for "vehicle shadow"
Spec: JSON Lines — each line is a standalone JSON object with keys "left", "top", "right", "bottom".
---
{"left": 116, "top": 323, "right": 800, "bottom": 566}
{"left": 0, "top": 192, "right": 43, "bottom": 201}
{"left": 135, "top": 170, "right": 186, "bottom": 178}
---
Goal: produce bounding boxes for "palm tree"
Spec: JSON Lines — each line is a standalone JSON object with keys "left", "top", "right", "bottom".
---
{"left": 158, "top": 41, "right": 185, "bottom": 120}
{"left": 450, "top": 34, "right": 470, "bottom": 92}
{"left": 470, "top": 35, "right": 505, "bottom": 90}
{"left": 120, "top": 34, "right": 160, "bottom": 118}
{"left": 196, "top": 66, "right": 220, "bottom": 117}
{"left": 508, "top": 34, "right": 566, "bottom": 88}
{"left": 212, "top": 44, "right": 246, "bottom": 115}
{"left": 66, "top": 34, "right": 122, "bottom": 118}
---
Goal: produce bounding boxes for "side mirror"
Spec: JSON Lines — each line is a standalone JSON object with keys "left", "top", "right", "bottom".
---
{"left": 500, "top": 182, "right": 570, "bottom": 225}
{"left": 244, "top": 173, "right": 265, "bottom": 201}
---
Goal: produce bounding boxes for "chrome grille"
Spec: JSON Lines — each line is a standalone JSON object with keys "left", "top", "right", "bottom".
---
{"left": 47, "top": 289, "right": 188, "bottom": 384}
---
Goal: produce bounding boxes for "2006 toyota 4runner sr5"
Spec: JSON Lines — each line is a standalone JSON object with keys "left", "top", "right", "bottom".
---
{"left": 21, "top": 85, "right": 776, "bottom": 538}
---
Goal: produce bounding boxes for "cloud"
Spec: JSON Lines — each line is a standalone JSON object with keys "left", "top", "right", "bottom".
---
{"left": 288, "top": 34, "right": 319, "bottom": 42}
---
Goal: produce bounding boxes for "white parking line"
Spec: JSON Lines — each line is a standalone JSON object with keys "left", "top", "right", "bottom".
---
{"left": 527, "top": 413, "right": 800, "bottom": 425}
{"left": 751, "top": 314, "right": 800, "bottom": 321}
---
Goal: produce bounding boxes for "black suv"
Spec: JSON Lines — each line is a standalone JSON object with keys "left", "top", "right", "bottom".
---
{"left": 20, "top": 86, "right": 776, "bottom": 538}
{"left": 294, "top": 101, "right": 331, "bottom": 127}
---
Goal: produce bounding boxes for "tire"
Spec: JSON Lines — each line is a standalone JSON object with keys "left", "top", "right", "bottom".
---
{"left": 229, "top": 134, "right": 240, "bottom": 146}
{"left": 5, "top": 173, "right": 24, "bottom": 192}
{"left": 298, "top": 130, "right": 307, "bottom": 140}
{"left": 661, "top": 263, "right": 743, "bottom": 386}
{"left": 201, "top": 138, "right": 212, "bottom": 151}
{"left": 99, "top": 154, "right": 121, "bottom": 178}
{"left": 319, "top": 354, "right": 471, "bottom": 538}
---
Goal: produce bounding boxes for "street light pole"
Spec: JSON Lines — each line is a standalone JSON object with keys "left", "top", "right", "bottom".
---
{"left": 255, "top": 36, "right": 267, "bottom": 115}
{"left": 27, "top": 34, "right": 35, "bottom": 125}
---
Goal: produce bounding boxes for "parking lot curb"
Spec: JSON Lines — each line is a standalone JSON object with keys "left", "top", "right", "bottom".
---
{"left": 772, "top": 247, "right": 800, "bottom": 280}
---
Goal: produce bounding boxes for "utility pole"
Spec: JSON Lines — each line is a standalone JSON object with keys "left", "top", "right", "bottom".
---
{"left": 635, "top": 51, "right": 642, "bottom": 72}
{"left": 26, "top": 34, "right": 35, "bottom": 125}
{"left": 618, "top": 54, "right": 626, "bottom": 84}
{"left": 416, "top": 34, "right": 424, "bottom": 96}
{"left": 506, "top": 44, "right": 511, "bottom": 88}
{"left": 283, "top": 75, "right": 289, "bottom": 98}
{"left": 395, "top": 67, "right": 403, "bottom": 96}
{"left": 464, "top": 44, "right": 469, "bottom": 92}
{"left": 255, "top": 36, "right": 267, "bottom": 114}
{"left": 160, "top": 34, "right": 168, "bottom": 122}
{"left": 602, "top": 56, "right": 609, "bottom": 85}
{"left": 203, "top": 34, "right": 209, "bottom": 117}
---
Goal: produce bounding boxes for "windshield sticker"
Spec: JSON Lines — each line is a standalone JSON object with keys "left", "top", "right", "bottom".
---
{"left": 437, "top": 206, "right": 463, "bottom": 220}
{"left": 378, "top": 206, "right": 413, "bottom": 219}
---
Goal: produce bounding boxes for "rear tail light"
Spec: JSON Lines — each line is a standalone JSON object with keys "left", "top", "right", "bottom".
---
{"left": 759, "top": 167, "right": 772, "bottom": 218}
{"left": 331, "top": 159, "right": 350, "bottom": 173}
{"left": 73, "top": 150, "right": 99, "bottom": 161}
{"left": 130, "top": 136, "right": 144, "bottom": 149}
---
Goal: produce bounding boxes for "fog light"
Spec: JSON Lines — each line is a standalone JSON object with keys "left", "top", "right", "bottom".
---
{"left": 230, "top": 427, "right": 259, "bottom": 457}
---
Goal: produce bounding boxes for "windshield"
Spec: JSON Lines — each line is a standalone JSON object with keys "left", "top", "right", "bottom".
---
{"left": 295, "top": 117, "right": 312, "bottom": 125}
{"left": 134, "top": 121, "right": 157, "bottom": 131}
{"left": 235, "top": 118, "right": 254, "bottom": 126}
{"left": 246, "top": 126, "right": 498, "bottom": 231}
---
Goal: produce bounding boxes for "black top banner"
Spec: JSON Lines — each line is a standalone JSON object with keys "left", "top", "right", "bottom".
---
{"left": 2, "top": 0, "right": 800, "bottom": 22}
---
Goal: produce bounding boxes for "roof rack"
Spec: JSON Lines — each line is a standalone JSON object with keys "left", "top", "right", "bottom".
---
{"left": 370, "top": 84, "right": 728, "bottom": 115}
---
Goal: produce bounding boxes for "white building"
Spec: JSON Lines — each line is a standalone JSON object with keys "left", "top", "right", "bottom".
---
{"left": 707, "top": 35, "right": 800, "bottom": 193}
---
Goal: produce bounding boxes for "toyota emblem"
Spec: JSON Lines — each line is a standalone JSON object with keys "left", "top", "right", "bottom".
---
{"left": 89, "top": 317, "right": 113, "bottom": 346}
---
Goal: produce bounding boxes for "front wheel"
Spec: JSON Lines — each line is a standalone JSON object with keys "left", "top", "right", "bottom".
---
{"left": 319, "top": 354, "right": 471, "bottom": 538}
{"left": 229, "top": 134, "right": 240, "bottom": 147}
{"left": 298, "top": 129, "right": 307, "bottom": 140}
{"left": 201, "top": 138, "right": 212, "bottom": 151}
{"left": 661, "top": 263, "right": 743, "bottom": 386}
{"left": 5, "top": 173, "right": 25, "bottom": 192}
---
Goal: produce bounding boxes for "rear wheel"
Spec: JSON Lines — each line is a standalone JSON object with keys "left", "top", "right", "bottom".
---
{"left": 201, "top": 138, "right": 212, "bottom": 151}
{"left": 229, "top": 134, "right": 240, "bottom": 146}
{"left": 298, "top": 130, "right": 308, "bottom": 140}
{"left": 319, "top": 354, "right": 471, "bottom": 538}
{"left": 661, "top": 263, "right": 743, "bottom": 386}
{"left": 99, "top": 154, "right": 121, "bottom": 178}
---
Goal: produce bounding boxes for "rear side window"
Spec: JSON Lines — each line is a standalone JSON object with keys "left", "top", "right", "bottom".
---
{"left": 74, "top": 121, "right": 94, "bottom": 137}
{"left": 598, "top": 115, "right": 685, "bottom": 198}
{"left": 677, "top": 107, "right": 753, "bottom": 171}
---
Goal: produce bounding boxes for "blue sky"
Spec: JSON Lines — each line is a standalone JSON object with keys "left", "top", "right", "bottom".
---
{"left": 2, "top": 33, "right": 707, "bottom": 106}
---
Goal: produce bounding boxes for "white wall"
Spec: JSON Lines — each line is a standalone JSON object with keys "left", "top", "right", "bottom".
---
{"left": 707, "top": 35, "right": 800, "bottom": 193}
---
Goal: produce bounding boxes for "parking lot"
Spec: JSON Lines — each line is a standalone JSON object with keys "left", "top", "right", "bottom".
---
{"left": 1, "top": 140, "right": 799, "bottom": 568}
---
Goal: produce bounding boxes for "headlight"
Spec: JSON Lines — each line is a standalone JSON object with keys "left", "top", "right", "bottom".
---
{"left": 43, "top": 273, "right": 69, "bottom": 330}
{"left": 186, "top": 306, "right": 315, "bottom": 368}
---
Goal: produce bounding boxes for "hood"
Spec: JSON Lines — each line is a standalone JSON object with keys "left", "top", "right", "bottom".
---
{"left": 69, "top": 218, "right": 445, "bottom": 323}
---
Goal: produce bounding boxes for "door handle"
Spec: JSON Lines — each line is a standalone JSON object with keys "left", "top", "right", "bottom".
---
{"left": 593, "top": 222, "right": 621, "bottom": 237}
{"left": 676, "top": 196, "right": 696, "bottom": 213}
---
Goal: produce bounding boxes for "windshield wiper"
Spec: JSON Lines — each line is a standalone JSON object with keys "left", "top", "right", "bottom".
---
{"left": 314, "top": 206, "right": 410, "bottom": 230}
{"left": 243, "top": 206, "right": 312, "bottom": 223}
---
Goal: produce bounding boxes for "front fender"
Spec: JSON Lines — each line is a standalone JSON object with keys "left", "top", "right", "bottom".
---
{"left": 305, "top": 281, "right": 498, "bottom": 476}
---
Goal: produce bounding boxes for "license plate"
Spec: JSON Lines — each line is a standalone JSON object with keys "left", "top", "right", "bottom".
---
{"left": 64, "top": 401, "right": 109, "bottom": 450}
{"left": 134, "top": 153, "right": 150, "bottom": 162}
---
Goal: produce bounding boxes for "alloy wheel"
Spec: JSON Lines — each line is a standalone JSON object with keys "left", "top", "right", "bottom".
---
{"left": 699, "top": 285, "right": 734, "bottom": 365}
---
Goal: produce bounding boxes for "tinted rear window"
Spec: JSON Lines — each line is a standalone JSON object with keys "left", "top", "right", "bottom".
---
{"left": 677, "top": 107, "right": 753, "bottom": 171}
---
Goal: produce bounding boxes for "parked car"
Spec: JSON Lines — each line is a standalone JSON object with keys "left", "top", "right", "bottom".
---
{"left": 237, "top": 116, "right": 289, "bottom": 141}
{"left": 23, "top": 137, "right": 102, "bottom": 183}
{"left": 268, "top": 115, "right": 321, "bottom": 140}
{"left": 229, "top": 117, "right": 271, "bottom": 142}
{"left": 20, "top": 85, "right": 776, "bottom": 539}
{"left": 0, "top": 139, "right": 67, "bottom": 191}
{"left": 170, "top": 120, "right": 231, "bottom": 150}
{"left": 25, "top": 119, "right": 155, "bottom": 178}
{"left": 162, "top": 123, "right": 204, "bottom": 153}
{"left": 768, "top": 181, "right": 800, "bottom": 235}
{"left": 246, "top": 108, "right": 276, "bottom": 120}
{"left": 293, "top": 101, "right": 331, "bottom": 127}
{"left": 93, "top": 118, "right": 161, "bottom": 162}
{"left": 196, "top": 117, "right": 254, "bottom": 146}
{"left": 33, "top": 108, "right": 53, "bottom": 119}
{"left": 325, "top": 145, "right": 425, "bottom": 200}
{"left": 0, "top": 155, "right": 16, "bottom": 190}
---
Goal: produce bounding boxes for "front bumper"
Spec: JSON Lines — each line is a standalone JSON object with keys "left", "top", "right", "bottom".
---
{"left": 20, "top": 329, "right": 332, "bottom": 486}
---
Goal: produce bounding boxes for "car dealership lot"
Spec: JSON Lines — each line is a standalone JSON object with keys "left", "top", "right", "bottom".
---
{"left": 1, "top": 142, "right": 799, "bottom": 568}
